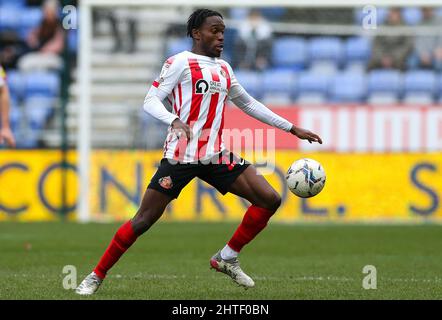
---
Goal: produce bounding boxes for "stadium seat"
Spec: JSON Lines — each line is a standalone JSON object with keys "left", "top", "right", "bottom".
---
{"left": 309, "top": 61, "right": 338, "bottom": 75}
{"left": 368, "top": 69, "right": 402, "bottom": 95}
{"left": 329, "top": 72, "right": 367, "bottom": 102}
{"left": 297, "top": 72, "right": 331, "bottom": 97}
{"left": 438, "top": 74, "right": 442, "bottom": 100}
{"left": 19, "top": 8, "right": 42, "bottom": 39}
{"left": 234, "top": 70, "right": 262, "bottom": 98}
{"left": 0, "top": 0, "right": 25, "bottom": 7}
{"left": 262, "top": 69, "right": 296, "bottom": 95}
{"left": 6, "top": 70, "right": 24, "bottom": 98}
{"left": 25, "top": 71, "right": 60, "bottom": 97}
{"left": 367, "top": 93, "right": 399, "bottom": 104}
{"left": 403, "top": 93, "right": 434, "bottom": 105}
{"left": 25, "top": 96, "right": 55, "bottom": 130}
{"left": 68, "top": 29, "right": 78, "bottom": 53}
{"left": 9, "top": 105, "right": 21, "bottom": 133}
{"left": 260, "top": 69, "right": 296, "bottom": 104}
{"left": 20, "top": 128, "right": 40, "bottom": 148}
{"left": 261, "top": 93, "right": 292, "bottom": 105}
{"left": 0, "top": 5, "right": 21, "bottom": 30}
{"left": 309, "top": 37, "right": 343, "bottom": 66}
{"left": 296, "top": 93, "right": 326, "bottom": 104}
{"left": 343, "top": 62, "right": 366, "bottom": 73}
{"left": 272, "top": 37, "right": 307, "bottom": 70}
{"left": 403, "top": 70, "right": 437, "bottom": 96}
{"left": 345, "top": 37, "right": 371, "bottom": 65}
{"left": 401, "top": 7, "right": 423, "bottom": 25}
{"left": 165, "top": 37, "right": 192, "bottom": 58}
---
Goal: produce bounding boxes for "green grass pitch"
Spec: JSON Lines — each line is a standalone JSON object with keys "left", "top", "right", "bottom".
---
{"left": 0, "top": 222, "right": 441, "bottom": 299}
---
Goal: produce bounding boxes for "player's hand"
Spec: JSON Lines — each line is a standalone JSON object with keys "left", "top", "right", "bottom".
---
{"left": 0, "top": 127, "right": 16, "bottom": 148}
{"left": 171, "top": 118, "right": 192, "bottom": 140}
{"left": 290, "top": 125, "right": 322, "bottom": 144}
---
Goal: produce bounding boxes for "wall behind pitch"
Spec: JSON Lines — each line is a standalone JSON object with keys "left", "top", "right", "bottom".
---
{"left": 0, "top": 150, "right": 441, "bottom": 222}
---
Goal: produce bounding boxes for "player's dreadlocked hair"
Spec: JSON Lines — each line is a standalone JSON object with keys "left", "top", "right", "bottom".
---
{"left": 187, "top": 9, "right": 223, "bottom": 38}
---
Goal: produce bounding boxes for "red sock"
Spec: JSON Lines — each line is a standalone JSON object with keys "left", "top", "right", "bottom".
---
{"left": 93, "top": 220, "right": 138, "bottom": 279}
{"left": 227, "top": 205, "right": 274, "bottom": 252}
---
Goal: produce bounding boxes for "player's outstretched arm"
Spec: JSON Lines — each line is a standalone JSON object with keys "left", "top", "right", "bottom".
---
{"left": 229, "top": 83, "right": 322, "bottom": 144}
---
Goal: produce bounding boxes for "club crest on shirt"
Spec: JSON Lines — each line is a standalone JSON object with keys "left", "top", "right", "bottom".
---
{"left": 158, "top": 176, "right": 173, "bottom": 189}
{"left": 220, "top": 68, "right": 227, "bottom": 78}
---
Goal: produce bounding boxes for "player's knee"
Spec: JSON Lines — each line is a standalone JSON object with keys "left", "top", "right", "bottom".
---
{"left": 269, "top": 191, "right": 282, "bottom": 212}
{"left": 258, "top": 190, "right": 281, "bottom": 212}
{"left": 132, "top": 209, "right": 158, "bottom": 234}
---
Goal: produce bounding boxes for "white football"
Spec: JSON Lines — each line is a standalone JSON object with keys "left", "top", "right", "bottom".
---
{"left": 286, "top": 158, "right": 326, "bottom": 198}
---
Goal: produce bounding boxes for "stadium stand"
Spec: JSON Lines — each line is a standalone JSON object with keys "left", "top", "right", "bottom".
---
{"left": 271, "top": 37, "right": 307, "bottom": 70}
{"left": 1, "top": 4, "right": 442, "bottom": 149}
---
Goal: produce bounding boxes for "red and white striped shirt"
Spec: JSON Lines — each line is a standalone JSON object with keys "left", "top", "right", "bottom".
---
{"left": 144, "top": 50, "right": 292, "bottom": 163}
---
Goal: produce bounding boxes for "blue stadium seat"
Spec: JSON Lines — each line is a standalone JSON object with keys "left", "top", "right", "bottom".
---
{"left": 234, "top": 70, "right": 262, "bottom": 98}
{"left": 19, "top": 127, "right": 40, "bottom": 148}
{"left": 345, "top": 37, "right": 371, "bottom": 64}
{"left": 329, "top": 72, "right": 367, "bottom": 102}
{"left": 438, "top": 74, "right": 442, "bottom": 99}
{"left": 403, "top": 93, "right": 434, "bottom": 104}
{"left": 261, "top": 69, "right": 296, "bottom": 104}
{"left": 0, "top": 5, "right": 21, "bottom": 30}
{"left": 368, "top": 69, "right": 402, "bottom": 95}
{"left": 309, "top": 37, "right": 343, "bottom": 66}
{"left": 297, "top": 72, "right": 331, "bottom": 97}
{"left": 9, "top": 105, "right": 21, "bottom": 133}
{"left": 402, "top": 7, "right": 423, "bottom": 25}
{"left": 262, "top": 69, "right": 296, "bottom": 94}
{"left": 403, "top": 70, "right": 437, "bottom": 95}
{"left": 0, "top": 0, "right": 25, "bottom": 7}
{"left": 25, "top": 96, "right": 54, "bottom": 130}
{"left": 19, "top": 8, "right": 42, "bottom": 39}
{"left": 68, "top": 29, "right": 78, "bottom": 53}
{"left": 166, "top": 37, "right": 192, "bottom": 58}
{"left": 25, "top": 71, "right": 60, "bottom": 97}
{"left": 296, "top": 93, "right": 326, "bottom": 105}
{"left": 6, "top": 70, "right": 24, "bottom": 99}
{"left": 309, "top": 61, "right": 338, "bottom": 76}
{"left": 272, "top": 37, "right": 307, "bottom": 70}
{"left": 367, "top": 93, "right": 399, "bottom": 104}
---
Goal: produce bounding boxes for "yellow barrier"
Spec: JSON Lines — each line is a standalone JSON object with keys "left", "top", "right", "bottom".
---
{"left": 0, "top": 150, "right": 441, "bottom": 222}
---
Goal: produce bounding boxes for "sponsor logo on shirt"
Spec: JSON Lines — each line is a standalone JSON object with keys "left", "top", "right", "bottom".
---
{"left": 195, "top": 79, "right": 227, "bottom": 95}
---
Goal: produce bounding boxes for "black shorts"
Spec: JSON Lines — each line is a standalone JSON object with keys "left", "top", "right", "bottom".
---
{"left": 147, "top": 151, "right": 250, "bottom": 199}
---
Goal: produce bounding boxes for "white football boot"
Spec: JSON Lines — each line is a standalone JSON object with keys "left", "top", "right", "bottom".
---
{"left": 210, "top": 251, "right": 255, "bottom": 288}
{"left": 75, "top": 272, "right": 103, "bottom": 295}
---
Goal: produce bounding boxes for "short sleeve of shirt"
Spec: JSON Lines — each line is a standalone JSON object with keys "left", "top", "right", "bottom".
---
{"left": 152, "top": 56, "right": 185, "bottom": 100}
{"left": 0, "top": 66, "right": 6, "bottom": 88}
